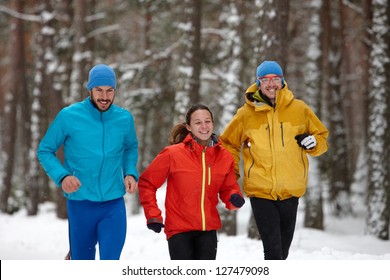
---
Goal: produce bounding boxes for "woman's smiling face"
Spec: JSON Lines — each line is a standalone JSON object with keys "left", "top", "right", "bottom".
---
{"left": 186, "top": 109, "right": 214, "bottom": 146}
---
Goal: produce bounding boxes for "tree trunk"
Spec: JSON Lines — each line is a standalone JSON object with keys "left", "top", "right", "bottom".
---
{"left": 69, "top": 0, "right": 88, "bottom": 103}
{"left": 256, "top": 0, "right": 290, "bottom": 67}
{"left": 0, "top": 0, "right": 23, "bottom": 214}
{"left": 188, "top": 0, "right": 202, "bottom": 104}
{"left": 28, "top": 0, "right": 56, "bottom": 216}
{"left": 327, "top": 0, "right": 352, "bottom": 217}
{"left": 302, "top": 0, "right": 325, "bottom": 230}
{"left": 174, "top": 0, "right": 202, "bottom": 121}
{"left": 365, "top": 0, "right": 390, "bottom": 240}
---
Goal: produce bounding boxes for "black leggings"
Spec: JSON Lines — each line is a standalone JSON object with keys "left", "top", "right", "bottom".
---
{"left": 167, "top": 230, "right": 218, "bottom": 260}
{"left": 250, "top": 197, "right": 299, "bottom": 260}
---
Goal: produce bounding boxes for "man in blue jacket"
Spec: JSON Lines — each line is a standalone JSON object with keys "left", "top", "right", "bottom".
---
{"left": 37, "top": 64, "right": 139, "bottom": 260}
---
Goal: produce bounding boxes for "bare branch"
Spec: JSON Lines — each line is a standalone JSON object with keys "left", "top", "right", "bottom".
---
{"left": 0, "top": 4, "right": 40, "bottom": 22}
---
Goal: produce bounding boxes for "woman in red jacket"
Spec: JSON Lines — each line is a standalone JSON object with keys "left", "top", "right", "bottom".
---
{"left": 138, "top": 104, "right": 245, "bottom": 260}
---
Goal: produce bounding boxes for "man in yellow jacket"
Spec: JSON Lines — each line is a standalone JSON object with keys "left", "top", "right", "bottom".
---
{"left": 220, "top": 60, "right": 328, "bottom": 260}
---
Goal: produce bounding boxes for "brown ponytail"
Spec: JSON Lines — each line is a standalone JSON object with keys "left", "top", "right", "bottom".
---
{"left": 169, "top": 122, "right": 189, "bottom": 145}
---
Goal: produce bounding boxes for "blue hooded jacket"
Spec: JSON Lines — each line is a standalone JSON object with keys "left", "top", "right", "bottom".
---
{"left": 37, "top": 97, "right": 139, "bottom": 202}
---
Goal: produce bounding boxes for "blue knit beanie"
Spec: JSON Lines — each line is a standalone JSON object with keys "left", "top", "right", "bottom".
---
{"left": 256, "top": 61, "right": 284, "bottom": 86}
{"left": 87, "top": 64, "right": 117, "bottom": 90}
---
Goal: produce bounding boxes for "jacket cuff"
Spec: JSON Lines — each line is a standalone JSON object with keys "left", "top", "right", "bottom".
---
{"left": 147, "top": 217, "right": 163, "bottom": 224}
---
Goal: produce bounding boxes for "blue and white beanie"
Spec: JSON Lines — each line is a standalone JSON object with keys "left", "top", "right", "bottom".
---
{"left": 87, "top": 64, "right": 117, "bottom": 90}
{"left": 256, "top": 61, "right": 284, "bottom": 86}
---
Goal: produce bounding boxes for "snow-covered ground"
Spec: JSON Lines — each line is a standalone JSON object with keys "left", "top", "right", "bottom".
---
{"left": 1, "top": 188, "right": 390, "bottom": 279}
{"left": 1, "top": 190, "right": 390, "bottom": 260}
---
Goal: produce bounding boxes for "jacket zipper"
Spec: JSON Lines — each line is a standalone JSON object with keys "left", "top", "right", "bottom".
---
{"left": 280, "top": 122, "right": 284, "bottom": 147}
{"left": 208, "top": 165, "right": 211, "bottom": 185}
{"left": 247, "top": 142, "right": 254, "bottom": 178}
{"left": 98, "top": 113, "right": 105, "bottom": 200}
{"left": 201, "top": 148, "right": 206, "bottom": 230}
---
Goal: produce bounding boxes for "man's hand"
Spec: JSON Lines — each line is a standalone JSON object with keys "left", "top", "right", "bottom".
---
{"left": 125, "top": 175, "right": 138, "bottom": 193}
{"left": 61, "top": 176, "right": 81, "bottom": 193}
{"left": 295, "top": 133, "right": 317, "bottom": 150}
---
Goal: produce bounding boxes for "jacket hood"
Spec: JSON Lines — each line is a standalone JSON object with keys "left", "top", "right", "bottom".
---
{"left": 244, "top": 81, "right": 295, "bottom": 109}
{"left": 183, "top": 133, "right": 220, "bottom": 148}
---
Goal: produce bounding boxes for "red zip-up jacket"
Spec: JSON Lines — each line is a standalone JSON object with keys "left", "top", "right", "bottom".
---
{"left": 138, "top": 134, "right": 243, "bottom": 240}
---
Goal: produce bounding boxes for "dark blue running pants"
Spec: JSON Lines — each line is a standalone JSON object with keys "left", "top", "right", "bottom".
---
{"left": 67, "top": 197, "right": 127, "bottom": 260}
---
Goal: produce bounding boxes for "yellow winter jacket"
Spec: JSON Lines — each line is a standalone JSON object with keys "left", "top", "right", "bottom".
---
{"left": 220, "top": 82, "right": 329, "bottom": 200}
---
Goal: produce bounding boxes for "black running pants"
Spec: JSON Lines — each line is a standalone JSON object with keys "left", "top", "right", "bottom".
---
{"left": 250, "top": 196, "right": 299, "bottom": 260}
{"left": 167, "top": 230, "right": 218, "bottom": 260}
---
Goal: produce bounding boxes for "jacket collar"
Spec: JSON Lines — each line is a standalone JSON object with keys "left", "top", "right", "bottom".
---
{"left": 244, "top": 82, "right": 294, "bottom": 110}
{"left": 83, "top": 96, "right": 114, "bottom": 119}
{"left": 183, "top": 133, "right": 221, "bottom": 149}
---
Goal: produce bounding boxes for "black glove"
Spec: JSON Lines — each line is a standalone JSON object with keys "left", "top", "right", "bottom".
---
{"left": 147, "top": 222, "right": 165, "bottom": 233}
{"left": 229, "top": 194, "right": 245, "bottom": 208}
{"left": 295, "top": 133, "right": 316, "bottom": 150}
